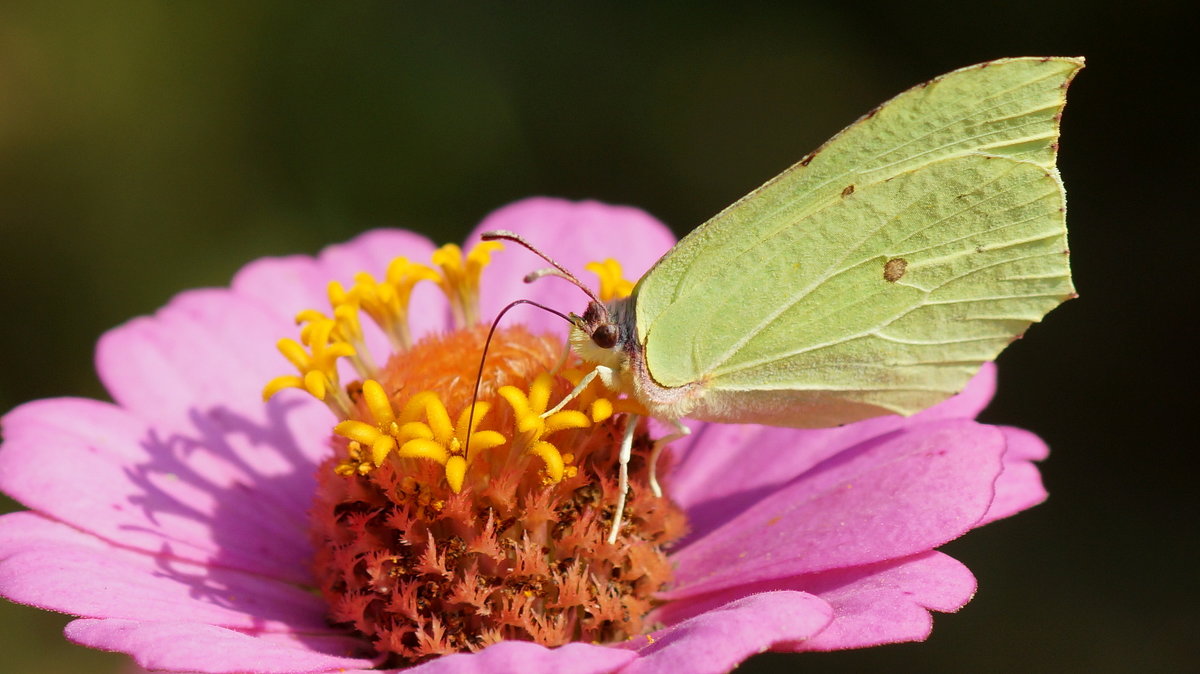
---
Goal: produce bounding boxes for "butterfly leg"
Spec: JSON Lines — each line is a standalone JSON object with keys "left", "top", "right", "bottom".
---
{"left": 541, "top": 365, "right": 612, "bottom": 418}
{"left": 607, "top": 412, "right": 639, "bottom": 544}
{"left": 647, "top": 419, "right": 689, "bottom": 498}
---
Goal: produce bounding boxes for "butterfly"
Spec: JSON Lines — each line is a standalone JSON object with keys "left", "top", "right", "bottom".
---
{"left": 486, "top": 57, "right": 1083, "bottom": 539}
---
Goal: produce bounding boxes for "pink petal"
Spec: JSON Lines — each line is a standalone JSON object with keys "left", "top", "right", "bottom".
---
{"left": 619, "top": 591, "right": 832, "bottom": 674}
{"left": 977, "top": 425, "right": 1050, "bottom": 526}
{"left": 665, "top": 420, "right": 1004, "bottom": 599}
{"left": 924, "top": 360, "right": 996, "bottom": 421}
{"left": 232, "top": 228, "right": 450, "bottom": 365}
{"left": 65, "top": 619, "right": 377, "bottom": 674}
{"left": 786, "top": 551, "right": 977, "bottom": 651}
{"left": 465, "top": 198, "right": 677, "bottom": 335}
{"left": 97, "top": 289, "right": 296, "bottom": 429}
{"left": 652, "top": 551, "right": 975, "bottom": 652}
{"left": 668, "top": 363, "right": 998, "bottom": 525}
{"left": 0, "top": 512, "right": 333, "bottom": 632}
{"left": 71, "top": 229, "right": 459, "bottom": 581}
{"left": 101, "top": 231, "right": 448, "bottom": 434}
{"left": 404, "top": 641, "right": 636, "bottom": 674}
{"left": 95, "top": 289, "right": 340, "bottom": 483}
{"left": 0, "top": 395, "right": 314, "bottom": 582}
{"left": 231, "top": 229, "right": 445, "bottom": 335}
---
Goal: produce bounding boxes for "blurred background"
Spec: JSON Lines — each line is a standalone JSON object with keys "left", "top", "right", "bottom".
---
{"left": 1, "top": 2, "right": 1195, "bottom": 672}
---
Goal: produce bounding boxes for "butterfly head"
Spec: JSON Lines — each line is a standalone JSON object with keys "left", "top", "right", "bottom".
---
{"left": 477, "top": 229, "right": 634, "bottom": 374}
{"left": 569, "top": 298, "right": 633, "bottom": 373}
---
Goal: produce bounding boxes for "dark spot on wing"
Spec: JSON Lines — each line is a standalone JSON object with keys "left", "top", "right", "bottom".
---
{"left": 841, "top": 184, "right": 855, "bottom": 197}
{"left": 883, "top": 258, "right": 908, "bottom": 283}
{"left": 800, "top": 153, "right": 815, "bottom": 167}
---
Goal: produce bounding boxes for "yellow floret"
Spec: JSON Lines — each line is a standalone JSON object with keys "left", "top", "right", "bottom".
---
{"left": 585, "top": 258, "right": 635, "bottom": 302}
{"left": 431, "top": 241, "right": 504, "bottom": 327}
{"left": 498, "top": 373, "right": 590, "bottom": 485}
{"left": 353, "top": 258, "right": 440, "bottom": 350}
{"left": 263, "top": 319, "right": 356, "bottom": 418}
{"left": 368, "top": 391, "right": 508, "bottom": 492}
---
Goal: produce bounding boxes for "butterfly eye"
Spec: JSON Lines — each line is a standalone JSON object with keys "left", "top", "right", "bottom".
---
{"left": 592, "top": 324, "right": 618, "bottom": 349}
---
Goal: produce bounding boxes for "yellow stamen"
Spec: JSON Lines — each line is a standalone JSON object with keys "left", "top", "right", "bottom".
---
{"left": 376, "top": 391, "right": 508, "bottom": 492}
{"left": 263, "top": 320, "right": 355, "bottom": 418}
{"left": 398, "top": 421, "right": 435, "bottom": 442}
{"left": 354, "top": 258, "right": 440, "bottom": 350}
{"left": 561, "top": 367, "right": 647, "bottom": 423}
{"left": 265, "top": 243, "right": 504, "bottom": 427}
{"left": 297, "top": 298, "right": 375, "bottom": 376}
{"left": 500, "top": 374, "right": 591, "bottom": 437}
{"left": 585, "top": 258, "right": 635, "bottom": 302}
{"left": 589, "top": 397, "right": 614, "bottom": 424}
{"left": 369, "top": 436, "right": 397, "bottom": 467}
{"left": 431, "top": 241, "right": 503, "bottom": 327}
{"left": 334, "top": 441, "right": 374, "bottom": 476}
{"left": 526, "top": 441, "right": 565, "bottom": 484}
{"left": 397, "top": 438, "right": 451, "bottom": 465}
{"left": 334, "top": 419, "right": 384, "bottom": 446}
{"left": 331, "top": 379, "right": 414, "bottom": 469}
{"left": 262, "top": 375, "right": 304, "bottom": 401}
{"left": 454, "top": 404, "right": 505, "bottom": 463}
{"left": 269, "top": 245, "right": 656, "bottom": 514}
{"left": 444, "top": 455, "right": 468, "bottom": 493}
{"left": 423, "top": 394, "right": 455, "bottom": 445}
{"left": 498, "top": 373, "right": 590, "bottom": 485}
{"left": 361, "top": 379, "right": 396, "bottom": 426}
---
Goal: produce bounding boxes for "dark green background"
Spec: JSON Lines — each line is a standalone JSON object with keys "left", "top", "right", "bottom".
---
{"left": 1, "top": 2, "right": 1194, "bottom": 672}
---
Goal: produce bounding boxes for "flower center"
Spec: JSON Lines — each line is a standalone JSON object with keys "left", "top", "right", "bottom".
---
{"left": 264, "top": 245, "right": 686, "bottom": 664}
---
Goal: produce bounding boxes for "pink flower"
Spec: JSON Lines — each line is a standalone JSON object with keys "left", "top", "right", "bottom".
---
{"left": 0, "top": 198, "right": 1048, "bottom": 673}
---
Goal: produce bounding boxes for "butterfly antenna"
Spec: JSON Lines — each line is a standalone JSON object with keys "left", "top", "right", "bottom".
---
{"left": 463, "top": 299, "right": 574, "bottom": 461}
{"left": 481, "top": 230, "right": 602, "bottom": 304}
{"left": 524, "top": 267, "right": 574, "bottom": 284}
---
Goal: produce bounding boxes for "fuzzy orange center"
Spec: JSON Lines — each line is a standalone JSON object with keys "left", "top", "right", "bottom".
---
{"left": 265, "top": 243, "right": 686, "bottom": 665}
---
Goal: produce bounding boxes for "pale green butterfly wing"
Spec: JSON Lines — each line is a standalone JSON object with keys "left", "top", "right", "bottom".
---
{"left": 633, "top": 57, "right": 1082, "bottom": 427}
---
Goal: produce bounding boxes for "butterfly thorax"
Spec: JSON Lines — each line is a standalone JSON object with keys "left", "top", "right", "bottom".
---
{"left": 570, "top": 297, "right": 708, "bottom": 421}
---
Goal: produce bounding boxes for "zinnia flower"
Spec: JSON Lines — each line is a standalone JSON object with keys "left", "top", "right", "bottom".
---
{"left": 0, "top": 198, "right": 1049, "bottom": 673}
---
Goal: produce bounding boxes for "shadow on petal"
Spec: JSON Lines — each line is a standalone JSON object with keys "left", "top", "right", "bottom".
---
{"left": 122, "top": 397, "right": 326, "bottom": 584}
